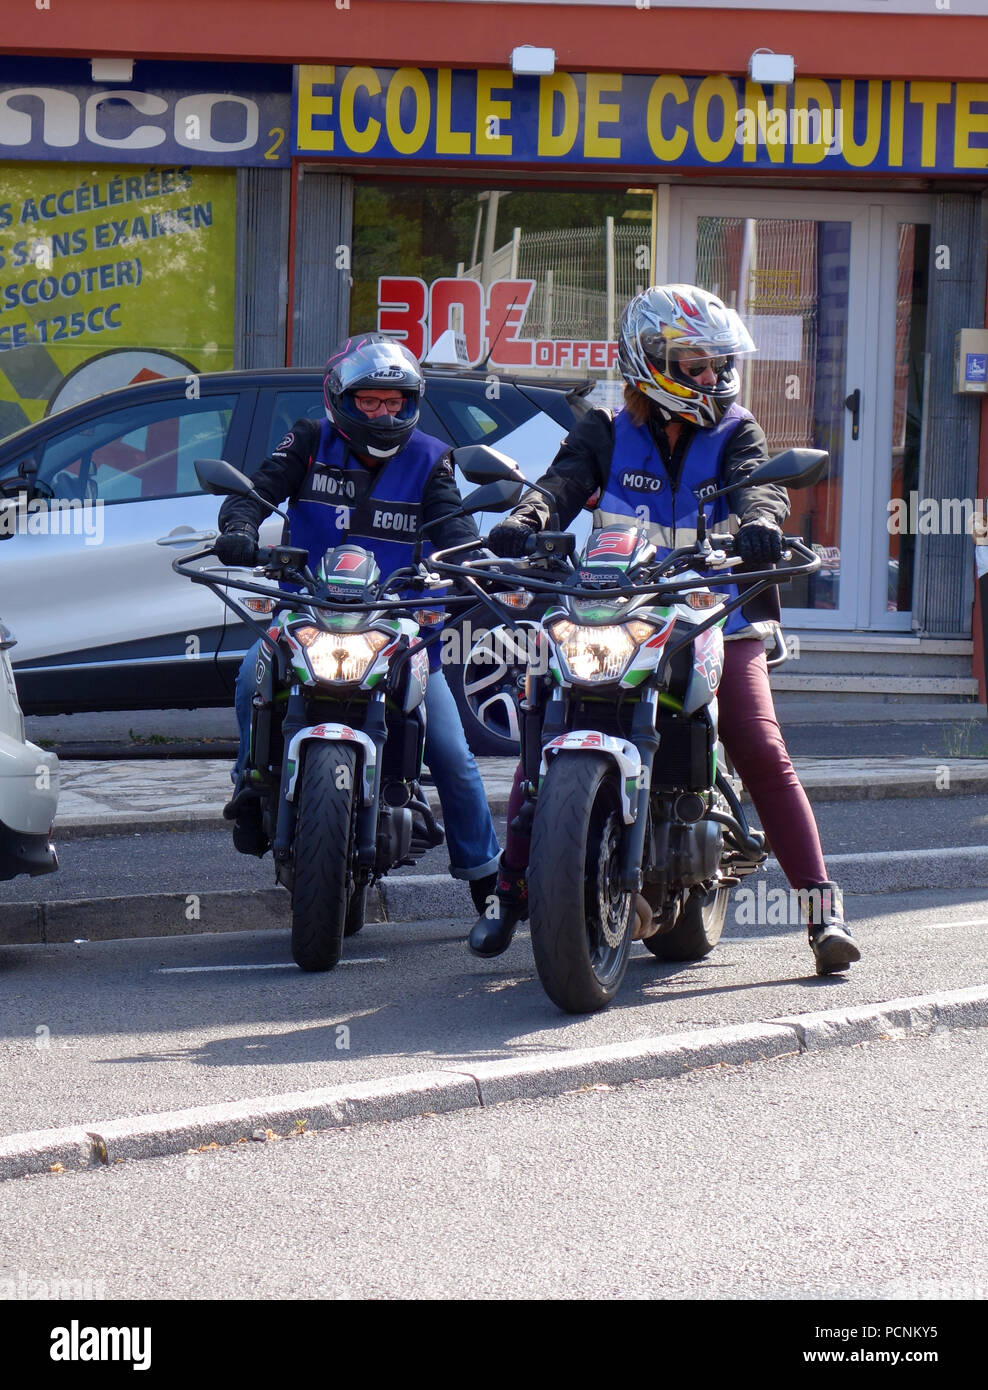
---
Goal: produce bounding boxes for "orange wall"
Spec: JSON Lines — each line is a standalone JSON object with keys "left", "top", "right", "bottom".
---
{"left": 5, "top": 3, "right": 988, "bottom": 82}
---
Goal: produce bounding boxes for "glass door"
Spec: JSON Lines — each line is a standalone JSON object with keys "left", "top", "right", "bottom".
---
{"left": 669, "top": 189, "right": 874, "bottom": 630}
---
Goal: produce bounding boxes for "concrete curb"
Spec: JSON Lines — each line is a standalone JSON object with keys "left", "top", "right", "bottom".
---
{"left": 5, "top": 843, "right": 988, "bottom": 945}
{"left": 3, "top": 985, "right": 987, "bottom": 1183}
{"left": 44, "top": 761, "right": 988, "bottom": 842}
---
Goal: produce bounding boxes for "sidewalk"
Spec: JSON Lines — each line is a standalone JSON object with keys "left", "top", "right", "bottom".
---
{"left": 50, "top": 751, "right": 988, "bottom": 840}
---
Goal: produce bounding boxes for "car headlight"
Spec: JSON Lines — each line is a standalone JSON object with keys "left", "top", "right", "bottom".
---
{"left": 545, "top": 618, "right": 657, "bottom": 683}
{"left": 294, "top": 625, "right": 391, "bottom": 683}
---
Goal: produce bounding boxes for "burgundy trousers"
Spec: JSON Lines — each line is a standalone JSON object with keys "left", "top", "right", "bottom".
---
{"left": 503, "top": 637, "right": 830, "bottom": 890}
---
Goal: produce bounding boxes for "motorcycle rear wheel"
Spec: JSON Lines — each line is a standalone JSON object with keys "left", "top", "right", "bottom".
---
{"left": 644, "top": 883, "right": 729, "bottom": 961}
{"left": 529, "top": 753, "right": 634, "bottom": 1014}
{"left": 290, "top": 742, "right": 357, "bottom": 972}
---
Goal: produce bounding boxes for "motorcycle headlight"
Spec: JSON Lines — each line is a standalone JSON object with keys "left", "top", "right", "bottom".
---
{"left": 294, "top": 625, "right": 391, "bottom": 683}
{"left": 546, "top": 619, "right": 657, "bottom": 683}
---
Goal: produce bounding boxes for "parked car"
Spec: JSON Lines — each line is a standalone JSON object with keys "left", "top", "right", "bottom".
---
{"left": 0, "top": 619, "right": 58, "bottom": 880}
{"left": 0, "top": 365, "right": 593, "bottom": 753}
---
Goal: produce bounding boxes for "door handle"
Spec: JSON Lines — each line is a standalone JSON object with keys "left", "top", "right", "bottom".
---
{"left": 843, "top": 388, "right": 860, "bottom": 442}
{"left": 156, "top": 530, "right": 218, "bottom": 546}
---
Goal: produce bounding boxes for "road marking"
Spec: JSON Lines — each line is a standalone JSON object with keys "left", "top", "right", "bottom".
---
{"left": 158, "top": 959, "right": 386, "bottom": 973}
{"left": 914, "top": 919, "right": 988, "bottom": 930}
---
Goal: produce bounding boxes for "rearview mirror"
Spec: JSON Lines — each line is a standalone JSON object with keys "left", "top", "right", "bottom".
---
{"left": 452, "top": 444, "right": 525, "bottom": 486}
{"left": 700, "top": 448, "right": 829, "bottom": 505}
{"left": 461, "top": 477, "right": 524, "bottom": 514}
{"left": 745, "top": 448, "right": 829, "bottom": 490}
{"left": 194, "top": 457, "right": 257, "bottom": 498}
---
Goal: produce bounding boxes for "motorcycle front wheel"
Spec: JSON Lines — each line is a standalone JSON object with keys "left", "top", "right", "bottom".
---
{"left": 290, "top": 742, "right": 357, "bottom": 971}
{"left": 529, "top": 753, "right": 635, "bottom": 1014}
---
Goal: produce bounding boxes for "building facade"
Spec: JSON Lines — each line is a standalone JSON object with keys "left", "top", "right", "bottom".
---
{"left": 4, "top": 0, "right": 988, "bottom": 702}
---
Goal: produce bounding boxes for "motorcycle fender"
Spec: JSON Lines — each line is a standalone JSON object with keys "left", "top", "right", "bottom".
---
{"left": 539, "top": 732, "right": 642, "bottom": 825}
{"left": 284, "top": 724, "right": 376, "bottom": 807}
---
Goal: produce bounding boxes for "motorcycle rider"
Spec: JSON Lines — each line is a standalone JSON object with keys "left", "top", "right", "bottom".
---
{"left": 470, "top": 284, "right": 860, "bottom": 977}
{"left": 215, "top": 332, "right": 502, "bottom": 918}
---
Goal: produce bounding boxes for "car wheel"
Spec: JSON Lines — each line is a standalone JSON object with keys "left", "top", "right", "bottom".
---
{"left": 447, "top": 619, "right": 530, "bottom": 757}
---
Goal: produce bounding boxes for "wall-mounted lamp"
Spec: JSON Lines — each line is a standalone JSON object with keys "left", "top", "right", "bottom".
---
{"left": 90, "top": 58, "right": 134, "bottom": 84}
{"left": 510, "top": 46, "right": 556, "bottom": 77}
{"left": 747, "top": 49, "right": 795, "bottom": 85}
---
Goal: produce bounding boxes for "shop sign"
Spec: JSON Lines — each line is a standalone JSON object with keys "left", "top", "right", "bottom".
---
{"left": 378, "top": 275, "right": 618, "bottom": 371}
{"left": 296, "top": 65, "right": 988, "bottom": 174}
{"left": 0, "top": 162, "right": 235, "bottom": 430}
{"left": 0, "top": 61, "right": 291, "bottom": 166}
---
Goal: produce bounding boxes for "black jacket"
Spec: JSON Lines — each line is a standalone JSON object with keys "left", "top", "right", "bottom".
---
{"left": 218, "top": 417, "right": 482, "bottom": 553}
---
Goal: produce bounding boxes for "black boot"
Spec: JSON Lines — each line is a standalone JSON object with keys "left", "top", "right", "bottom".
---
{"left": 223, "top": 787, "right": 269, "bottom": 858}
{"left": 468, "top": 859, "right": 528, "bottom": 959}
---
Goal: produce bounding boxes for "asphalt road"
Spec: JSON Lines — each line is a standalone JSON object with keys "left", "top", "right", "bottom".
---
{"left": 2, "top": 887, "right": 986, "bottom": 1137}
{"left": 2, "top": 1026, "right": 985, "bottom": 1311}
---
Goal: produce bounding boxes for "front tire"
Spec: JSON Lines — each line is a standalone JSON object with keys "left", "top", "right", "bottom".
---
{"left": 643, "top": 884, "right": 729, "bottom": 961}
{"left": 290, "top": 743, "right": 357, "bottom": 972}
{"left": 529, "top": 753, "right": 635, "bottom": 1014}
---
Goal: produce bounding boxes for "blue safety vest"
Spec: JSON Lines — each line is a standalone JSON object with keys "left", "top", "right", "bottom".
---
{"left": 596, "top": 404, "right": 759, "bottom": 638}
{"left": 288, "top": 421, "right": 451, "bottom": 668}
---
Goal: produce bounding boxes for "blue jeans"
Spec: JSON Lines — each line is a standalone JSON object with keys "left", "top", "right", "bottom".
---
{"left": 234, "top": 642, "right": 500, "bottom": 882}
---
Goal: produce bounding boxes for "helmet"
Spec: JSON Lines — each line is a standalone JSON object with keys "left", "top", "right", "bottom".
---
{"left": 618, "top": 284, "right": 756, "bottom": 427}
{"left": 323, "top": 332, "right": 424, "bottom": 459}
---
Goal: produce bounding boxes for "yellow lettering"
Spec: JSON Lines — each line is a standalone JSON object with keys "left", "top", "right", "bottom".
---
{"left": 339, "top": 67, "right": 381, "bottom": 154}
{"left": 538, "top": 73, "right": 579, "bottom": 157}
{"left": 386, "top": 68, "right": 431, "bottom": 155}
{"left": 646, "top": 75, "right": 688, "bottom": 161}
{"left": 953, "top": 82, "right": 988, "bottom": 170}
{"left": 741, "top": 83, "right": 787, "bottom": 163}
{"left": 693, "top": 76, "right": 738, "bottom": 163}
{"left": 909, "top": 81, "right": 951, "bottom": 167}
{"left": 888, "top": 81, "right": 905, "bottom": 166}
{"left": 791, "top": 79, "right": 833, "bottom": 164}
{"left": 296, "top": 64, "right": 335, "bottom": 152}
{"left": 584, "top": 72, "right": 623, "bottom": 158}
{"left": 476, "top": 69, "right": 513, "bottom": 155}
{"left": 840, "top": 79, "right": 883, "bottom": 167}
{"left": 436, "top": 68, "right": 471, "bottom": 155}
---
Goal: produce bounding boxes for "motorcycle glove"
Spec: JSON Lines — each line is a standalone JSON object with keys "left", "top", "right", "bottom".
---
{"left": 215, "top": 524, "right": 260, "bottom": 567}
{"left": 735, "top": 520, "right": 783, "bottom": 565}
{"left": 487, "top": 518, "right": 539, "bottom": 557}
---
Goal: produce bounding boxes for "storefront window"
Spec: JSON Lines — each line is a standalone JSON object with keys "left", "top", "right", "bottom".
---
{"left": 351, "top": 183, "right": 654, "bottom": 399}
{"left": 887, "top": 223, "right": 929, "bottom": 614}
{"left": 696, "top": 215, "right": 850, "bottom": 610}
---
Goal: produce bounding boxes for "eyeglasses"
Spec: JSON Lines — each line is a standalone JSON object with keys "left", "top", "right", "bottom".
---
{"left": 353, "top": 393, "right": 408, "bottom": 415}
{"left": 676, "top": 355, "right": 729, "bottom": 379}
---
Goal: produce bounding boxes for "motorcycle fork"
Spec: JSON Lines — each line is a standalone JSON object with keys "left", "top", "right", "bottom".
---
{"left": 354, "top": 693, "right": 387, "bottom": 871}
{"left": 617, "top": 688, "right": 660, "bottom": 894}
{"left": 273, "top": 686, "right": 307, "bottom": 868}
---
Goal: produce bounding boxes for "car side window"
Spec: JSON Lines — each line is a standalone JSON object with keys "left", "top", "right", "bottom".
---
{"left": 266, "top": 392, "right": 324, "bottom": 457}
{"left": 426, "top": 379, "right": 529, "bottom": 444}
{"left": 38, "top": 396, "right": 237, "bottom": 504}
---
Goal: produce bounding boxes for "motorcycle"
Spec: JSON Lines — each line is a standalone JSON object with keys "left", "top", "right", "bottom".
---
{"left": 174, "top": 455, "right": 521, "bottom": 973}
{"left": 429, "top": 446, "right": 826, "bottom": 1013}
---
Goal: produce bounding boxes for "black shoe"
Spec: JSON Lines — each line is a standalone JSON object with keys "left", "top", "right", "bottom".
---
{"left": 230, "top": 798, "right": 269, "bottom": 858}
{"left": 468, "top": 861, "right": 528, "bottom": 959}
{"left": 804, "top": 882, "right": 860, "bottom": 975}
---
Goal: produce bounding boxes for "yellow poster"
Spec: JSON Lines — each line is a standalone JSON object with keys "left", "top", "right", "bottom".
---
{"left": 0, "top": 162, "right": 235, "bottom": 435}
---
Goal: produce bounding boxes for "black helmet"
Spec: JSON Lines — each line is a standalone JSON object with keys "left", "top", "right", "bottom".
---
{"left": 323, "top": 332, "right": 423, "bottom": 459}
